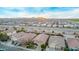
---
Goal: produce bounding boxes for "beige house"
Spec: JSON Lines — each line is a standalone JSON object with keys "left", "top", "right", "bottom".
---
{"left": 48, "top": 36, "right": 65, "bottom": 50}
{"left": 33, "top": 33, "right": 49, "bottom": 45}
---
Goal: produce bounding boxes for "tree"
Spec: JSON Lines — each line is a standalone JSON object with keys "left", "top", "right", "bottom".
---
{"left": 41, "top": 44, "right": 46, "bottom": 51}
{"left": 64, "top": 47, "right": 70, "bottom": 51}
{"left": 20, "top": 27, "right": 26, "bottom": 32}
{"left": 52, "top": 31, "right": 54, "bottom": 33}
{"left": 5, "top": 28, "right": 8, "bottom": 31}
{"left": 34, "top": 30, "right": 40, "bottom": 35}
{"left": 13, "top": 27, "right": 17, "bottom": 30}
{"left": 0, "top": 32, "right": 11, "bottom": 42}
{"left": 16, "top": 27, "right": 26, "bottom": 33}
{"left": 26, "top": 40, "right": 37, "bottom": 49}
{"left": 56, "top": 33, "right": 64, "bottom": 37}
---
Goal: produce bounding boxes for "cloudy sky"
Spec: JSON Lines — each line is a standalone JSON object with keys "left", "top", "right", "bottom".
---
{"left": 0, "top": 7, "right": 79, "bottom": 18}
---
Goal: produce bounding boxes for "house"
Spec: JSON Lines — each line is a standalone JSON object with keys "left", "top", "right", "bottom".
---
{"left": 74, "top": 24, "right": 79, "bottom": 28}
{"left": 48, "top": 36, "right": 65, "bottom": 51}
{"left": 52, "top": 24, "right": 57, "bottom": 28}
{"left": 58, "top": 25, "right": 64, "bottom": 28}
{"left": 64, "top": 35, "right": 76, "bottom": 39}
{"left": 41, "top": 23, "right": 47, "bottom": 27}
{"left": 63, "top": 30, "right": 74, "bottom": 35}
{"left": 44, "top": 29, "right": 52, "bottom": 34}
{"left": 33, "top": 33, "right": 49, "bottom": 45}
{"left": 5, "top": 29, "right": 16, "bottom": 36}
{"left": 47, "top": 24, "right": 51, "bottom": 27}
{"left": 11, "top": 32, "right": 37, "bottom": 45}
{"left": 64, "top": 24, "right": 74, "bottom": 28}
{"left": 66, "top": 38, "right": 79, "bottom": 50}
{"left": 74, "top": 31, "right": 79, "bottom": 35}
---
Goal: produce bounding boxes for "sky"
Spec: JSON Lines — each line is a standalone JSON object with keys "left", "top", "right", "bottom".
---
{"left": 0, "top": 7, "right": 79, "bottom": 18}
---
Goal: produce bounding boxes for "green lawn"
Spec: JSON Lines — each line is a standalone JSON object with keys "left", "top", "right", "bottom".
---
{"left": 69, "top": 19, "right": 79, "bottom": 22}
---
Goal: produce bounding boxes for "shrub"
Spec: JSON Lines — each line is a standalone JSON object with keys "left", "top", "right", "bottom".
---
{"left": 0, "top": 32, "right": 11, "bottom": 42}
{"left": 52, "top": 31, "right": 54, "bottom": 33}
{"left": 5, "top": 28, "right": 8, "bottom": 31}
{"left": 56, "top": 33, "right": 64, "bottom": 37}
{"left": 26, "top": 40, "right": 37, "bottom": 49}
{"left": 41, "top": 44, "right": 46, "bottom": 51}
{"left": 64, "top": 47, "right": 70, "bottom": 51}
{"left": 13, "top": 27, "right": 17, "bottom": 30}
{"left": 16, "top": 28, "right": 26, "bottom": 33}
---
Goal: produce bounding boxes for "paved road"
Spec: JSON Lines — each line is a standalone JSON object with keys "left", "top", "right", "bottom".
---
{"left": 27, "top": 26, "right": 79, "bottom": 32}
{"left": 27, "top": 26, "right": 79, "bottom": 31}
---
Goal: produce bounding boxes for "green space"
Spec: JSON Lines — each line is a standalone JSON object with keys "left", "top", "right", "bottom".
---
{"left": 69, "top": 19, "right": 79, "bottom": 22}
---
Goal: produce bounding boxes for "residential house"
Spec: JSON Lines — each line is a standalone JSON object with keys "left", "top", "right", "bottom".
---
{"left": 48, "top": 36, "right": 65, "bottom": 51}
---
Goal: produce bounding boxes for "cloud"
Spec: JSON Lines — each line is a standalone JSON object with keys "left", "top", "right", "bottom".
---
{"left": 45, "top": 8, "right": 79, "bottom": 18}
{"left": 0, "top": 7, "right": 79, "bottom": 18}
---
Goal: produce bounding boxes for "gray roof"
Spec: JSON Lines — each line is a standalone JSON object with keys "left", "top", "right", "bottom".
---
{"left": 48, "top": 36, "right": 65, "bottom": 49}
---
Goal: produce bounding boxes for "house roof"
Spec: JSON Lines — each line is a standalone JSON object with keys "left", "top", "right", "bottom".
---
{"left": 11, "top": 32, "right": 36, "bottom": 44}
{"left": 48, "top": 36, "right": 65, "bottom": 48}
{"left": 33, "top": 33, "right": 49, "bottom": 45}
{"left": 66, "top": 38, "right": 79, "bottom": 49}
